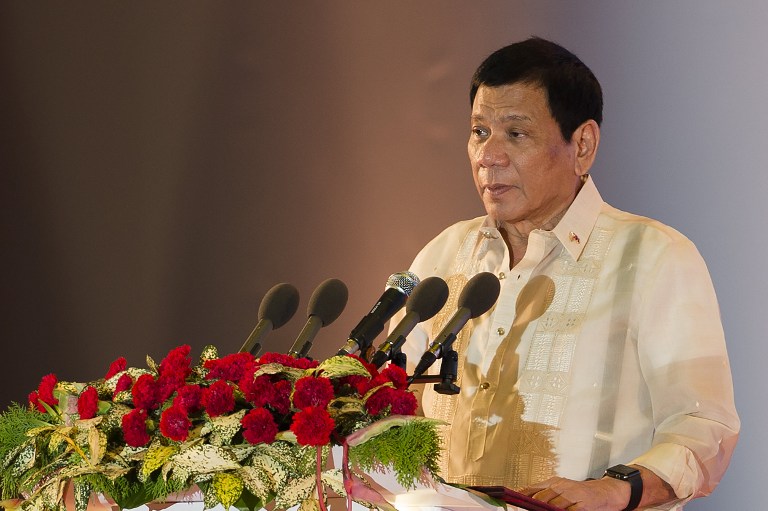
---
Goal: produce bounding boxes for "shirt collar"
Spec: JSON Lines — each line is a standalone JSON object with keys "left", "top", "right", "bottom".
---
{"left": 552, "top": 175, "right": 603, "bottom": 260}
{"left": 476, "top": 175, "right": 604, "bottom": 261}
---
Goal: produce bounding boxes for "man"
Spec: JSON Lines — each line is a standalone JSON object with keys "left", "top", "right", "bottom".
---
{"left": 398, "top": 37, "right": 739, "bottom": 510}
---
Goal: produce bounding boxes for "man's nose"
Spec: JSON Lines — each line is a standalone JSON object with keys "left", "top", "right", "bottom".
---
{"left": 477, "top": 137, "right": 509, "bottom": 168}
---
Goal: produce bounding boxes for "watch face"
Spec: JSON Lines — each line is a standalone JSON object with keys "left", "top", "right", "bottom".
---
{"left": 608, "top": 464, "right": 640, "bottom": 478}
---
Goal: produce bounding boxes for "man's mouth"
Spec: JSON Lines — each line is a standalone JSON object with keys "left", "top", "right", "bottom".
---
{"left": 483, "top": 184, "right": 514, "bottom": 198}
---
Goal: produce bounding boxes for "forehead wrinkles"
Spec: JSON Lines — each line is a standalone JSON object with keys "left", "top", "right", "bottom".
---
{"left": 472, "top": 85, "right": 547, "bottom": 124}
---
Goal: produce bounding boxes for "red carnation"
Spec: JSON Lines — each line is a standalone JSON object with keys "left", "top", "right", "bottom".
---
{"left": 132, "top": 373, "right": 161, "bottom": 410}
{"left": 380, "top": 365, "right": 408, "bottom": 390}
{"left": 114, "top": 373, "right": 133, "bottom": 396}
{"left": 205, "top": 352, "right": 256, "bottom": 382}
{"left": 292, "top": 376, "right": 334, "bottom": 409}
{"left": 239, "top": 372, "right": 276, "bottom": 407}
{"left": 365, "top": 387, "right": 418, "bottom": 416}
{"left": 271, "top": 379, "right": 292, "bottom": 415}
{"left": 258, "top": 352, "right": 319, "bottom": 370}
{"left": 156, "top": 373, "right": 184, "bottom": 404}
{"left": 241, "top": 407, "right": 278, "bottom": 445}
{"left": 160, "top": 404, "right": 192, "bottom": 442}
{"left": 174, "top": 384, "right": 203, "bottom": 413}
{"left": 122, "top": 408, "right": 151, "bottom": 447}
{"left": 202, "top": 380, "right": 235, "bottom": 417}
{"left": 77, "top": 386, "right": 99, "bottom": 419}
{"left": 339, "top": 374, "right": 373, "bottom": 396}
{"left": 38, "top": 374, "right": 59, "bottom": 406}
{"left": 159, "top": 345, "right": 192, "bottom": 375}
{"left": 157, "top": 346, "right": 192, "bottom": 398}
{"left": 29, "top": 374, "right": 59, "bottom": 413}
{"left": 290, "top": 406, "right": 335, "bottom": 446}
{"left": 105, "top": 357, "right": 127, "bottom": 380}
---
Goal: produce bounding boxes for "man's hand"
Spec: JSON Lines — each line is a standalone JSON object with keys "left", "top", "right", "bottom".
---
{"left": 518, "top": 476, "right": 630, "bottom": 511}
{"left": 517, "top": 465, "right": 677, "bottom": 510}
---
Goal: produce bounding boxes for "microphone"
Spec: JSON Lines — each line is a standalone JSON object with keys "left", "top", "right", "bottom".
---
{"left": 288, "top": 278, "right": 349, "bottom": 358}
{"left": 337, "top": 271, "right": 420, "bottom": 358}
{"left": 410, "top": 272, "right": 500, "bottom": 381}
{"left": 370, "top": 276, "right": 449, "bottom": 368}
{"left": 239, "top": 283, "right": 300, "bottom": 356}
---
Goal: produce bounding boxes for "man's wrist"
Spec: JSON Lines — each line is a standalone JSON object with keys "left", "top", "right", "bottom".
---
{"left": 603, "top": 464, "right": 642, "bottom": 511}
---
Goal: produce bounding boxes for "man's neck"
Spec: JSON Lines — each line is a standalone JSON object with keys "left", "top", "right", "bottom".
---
{"left": 499, "top": 207, "right": 569, "bottom": 269}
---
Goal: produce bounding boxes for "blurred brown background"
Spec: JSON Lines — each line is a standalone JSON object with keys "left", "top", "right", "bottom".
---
{"left": 2, "top": 2, "right": 767, "bottom": 509}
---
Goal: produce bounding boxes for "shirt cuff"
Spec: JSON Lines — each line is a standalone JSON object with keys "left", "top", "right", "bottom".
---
{"left": 631, "top": 442, "right": 701, "bottom": 504}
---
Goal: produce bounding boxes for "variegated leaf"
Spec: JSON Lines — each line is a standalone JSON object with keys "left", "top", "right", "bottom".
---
{"left": 141, "top": 442, "right": 179, "bottom": 481}
{"left": 259, "top": 441, "right": 315, "bottom": 477}
{"left": 200, "top": 344, "right": 219, "bottom": 362}
{"left": 74, "top": 418, "right": 106, "bottom": 465}
{"left": 73, "top": 480, "right": 91, "bottom": 511}
{"left": 321, "top": 468, "right": 347, "bottom": 497}
{"left": 11, "top": 443, "right": 36, "bottom": 477}
{"left": 1, "top": 441, "right": 31, "bottom": 471}
{"left": 38, "top": 478, "right": 65, "bottom": 511}
{"left": 56, "top": 381, "right": 82, "bottom": 395}
{"left": 49, "top": 428, "right": 74, "bottom": 455}
{"left": 202, "top": 409, "right": 246, "bottom": 446}
{"left": 274, "top": 474, "right": 316, "bottom": 510}
{"left": 311, "top": 356, "right": 371, "bottom": 379}
{"left": 253, "top": 363, "right": 304, "bottom": 382}
{"left": 166, "top": 444, "right": 240, "bottom": 487}
{"left": 228, "top": 443, "right": 257, "bottom": 462}
{"left": 26, "top": 425, "right": 58, "bottom": 437}
{"left": 238, "top": 465, "right": 275, "bottom": 502}
{"left": 101, "top": 402, "right": 132, "bottom": 431}
{"left": 212, "top": 471, "right": 244, "bottom": 509}
{"left": 299, "top": 497, "right": 321, "bottom": 511}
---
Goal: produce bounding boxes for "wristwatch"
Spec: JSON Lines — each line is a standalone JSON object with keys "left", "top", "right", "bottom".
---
{"left": 604, "top": 464, "right": 642, "bottom": 511}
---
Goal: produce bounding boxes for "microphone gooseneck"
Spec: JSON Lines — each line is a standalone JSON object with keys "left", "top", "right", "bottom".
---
{"left": 288, "top": 278, "right": 349, "bottom": 358}
{"left": 409, "top": 272, "right": 500, "bottom": 382}
{"left": 239, "top": 283, "right": 300, "bottom": 355}
{"left": 370, "top": 276, "right": 449, "bottom": 368}
{"left": 337, "top": 271, "right": 420, "bottom": 358}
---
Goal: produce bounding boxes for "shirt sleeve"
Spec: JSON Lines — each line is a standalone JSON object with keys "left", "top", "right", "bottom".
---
{"left": 631, "top": 236, "right": 740, "bottom": 505}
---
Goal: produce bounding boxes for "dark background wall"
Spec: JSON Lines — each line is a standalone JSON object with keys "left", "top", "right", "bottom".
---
{"left": 2, "top": 2, "right": 765, "bottom": 509}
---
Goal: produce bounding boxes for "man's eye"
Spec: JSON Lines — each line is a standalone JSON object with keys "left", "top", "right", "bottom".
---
{"left": 508, "top": 130, "right": 524, "bottom": 138}
{"left": 471, "top": 127, "right": 488, "bottom": 137}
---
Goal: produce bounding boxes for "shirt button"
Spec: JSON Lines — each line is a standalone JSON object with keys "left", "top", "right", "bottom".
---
{"left": 480, "top": 382, "right": 491, "bottom": 390}
{"left": 499, "top": 272, "right": 506, "bottom": 280}
{"left": 497, "top": 327, "right": 505, "bottom": 335}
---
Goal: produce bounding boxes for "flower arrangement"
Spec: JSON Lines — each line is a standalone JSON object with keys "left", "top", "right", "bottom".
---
{"left": 0, "top": 345, "right": 442, "bottom": 511}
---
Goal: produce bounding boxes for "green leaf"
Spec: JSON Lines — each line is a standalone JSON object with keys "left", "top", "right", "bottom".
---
{"left": 213, "top": 471, "right": 244, "bottom": 509}
{"left": 348, "top": 417, "right": 443, "bottom": 490}
{"left": 345, "top": 415, "right": 443, "bottom": 446}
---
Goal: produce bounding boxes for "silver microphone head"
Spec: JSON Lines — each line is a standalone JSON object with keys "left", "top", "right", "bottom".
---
{"left": 385, "top": 271, "right": 420, "bottom": 296}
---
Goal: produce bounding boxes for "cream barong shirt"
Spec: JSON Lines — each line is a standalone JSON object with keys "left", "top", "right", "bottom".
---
{"left": 398, "top": 177, "right": 739, "bottom": 510}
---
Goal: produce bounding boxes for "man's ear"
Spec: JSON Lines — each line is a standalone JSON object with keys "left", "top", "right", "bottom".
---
{"left": 572, "top": 119, "right": 600, "bottom": 177}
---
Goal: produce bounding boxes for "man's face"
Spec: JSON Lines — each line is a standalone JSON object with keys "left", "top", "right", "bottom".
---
{"left": 468, "top": 83, "right": 582, "bottom": 228}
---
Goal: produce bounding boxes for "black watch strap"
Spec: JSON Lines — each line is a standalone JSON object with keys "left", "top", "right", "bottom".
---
{"left": 604, "top": 464, "right": 642, "bottom": 511}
